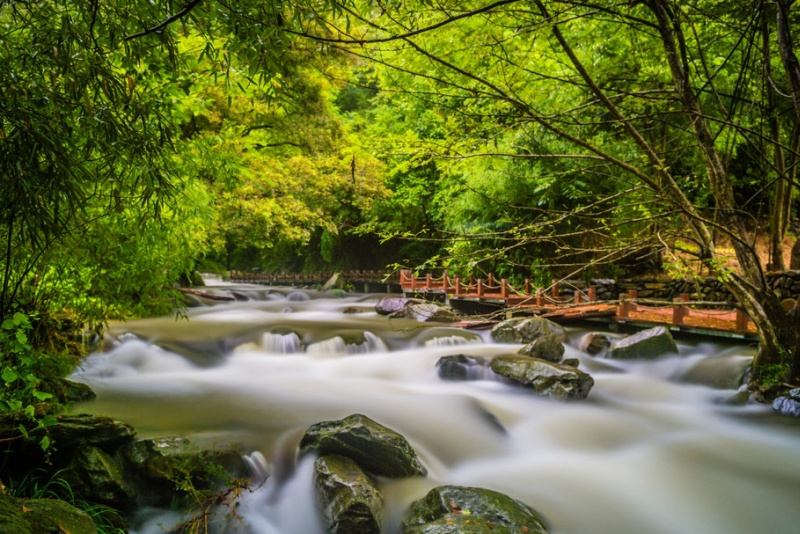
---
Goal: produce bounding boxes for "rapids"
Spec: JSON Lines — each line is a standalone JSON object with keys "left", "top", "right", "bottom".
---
{"left": 70, "top": 282, "right": 800, "bottom": 534}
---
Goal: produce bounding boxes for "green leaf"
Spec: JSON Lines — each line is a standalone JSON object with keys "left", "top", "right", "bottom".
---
{"left": 39, "top": 435, "right": 51, "bottom": 451}
{"left": 41, "top": 414, "right": 59, "bottom": 427}
{"left": 32, "top": 391, "right": 53, "bottom": 401}
{"left": 2, "top": 369, "right": 18, "bottom": 383}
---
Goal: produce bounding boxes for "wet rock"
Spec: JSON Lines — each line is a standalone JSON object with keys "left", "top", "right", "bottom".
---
{"left": 121, "top": 437, "right": 246, "bottom": 505}
{"left": 490, "top": 317, "right": 567, "bottom": 345}
{"left": 375, "top": 297, "right": 421, "bottom": 315}
{"left": 517, "top": 337, "right": 564, "bottom": 363}
{"left": 608, "top": 326, "right": 678, "bottom": 360}
{"left": 343, "top": 307, "right": 365, "bottom": 314}
{"left": 772, "top": 388, "right": 800, "bottom": 417}
{"left": 41, "top": 378, "right": 97, "bottom": 404}
{"left": 436, "top": 355, "right": 488, "bottom": 381}
{"left": 299, "top": 414, "right": 427, "bottom": 478}
{"left": 491, "top": 356, "right": 594, "bottom": 400}
{"left": 314, "top": 454, "right": 383, "bottom": 534}
{"left": 404, "top": 302, "right": 458, "bottom": 323}
{"left": 402, "top": 485, "right": 549, "bottom": 534}
{"left": 40, "top": 414, "right": 135, "bottom": 450}
{"left": 287, "top": 291, "right": 310, "bottom": 301}
{"left": 0, "top": 493, "right": 97, "bottom": 534}
{"left": 67, "top": 445, "right": 137, "bottom": 506}
{"left": 579, "top": 332, "right": 612, "bottom": 355}
{"left": 678, "top": 356, "right": 753, "bottom": 389}
{"left": 561, "top": 358, "right": 580, "bottom": 368}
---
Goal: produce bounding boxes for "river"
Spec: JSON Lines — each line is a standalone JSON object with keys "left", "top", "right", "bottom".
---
{"left": 69, "top": 282, "right": 800, "bottom": 534}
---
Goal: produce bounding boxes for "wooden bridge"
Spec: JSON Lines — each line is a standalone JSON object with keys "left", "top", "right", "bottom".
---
{"left": 399, "top": 270, "right": 758, "bottom": 340}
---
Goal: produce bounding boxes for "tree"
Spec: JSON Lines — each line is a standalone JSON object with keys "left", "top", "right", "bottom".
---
{"left": 296, "top": 0, "right": 800, "bottom": 392}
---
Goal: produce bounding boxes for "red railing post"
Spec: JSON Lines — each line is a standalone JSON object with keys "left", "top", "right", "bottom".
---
{"left": 442, "top": 269, "right": 450, "bottom": 290}
{"left": 673, "top": 293, "right": 688, "bottom": 325}
{"left": 574, "top": 291, "right": 582, "bottom": 304}
{"left": 535, "top": 289, "right": 543, "bottom": 307}
{"left": 551, "top": 280, "right": 559, "bottom": 299}
{"left": 425, "top": 273, "right": 432, "bottom": 289}
{"left": 501, "top": 278, "right": 508, "bottom": 299}
{"left": 588, "top": 286, "right": 597, "bottom": 302}
{"left": 454, "top": 276, "right": 461, "bottom": 296}
{"left": 617, "top": 293, "right": 628, "bottom": 318}
{"left": 735, "top": 309, "right": 749, "bottom": 331}
{"left": 524, "top": 279, "right": 532, "bottom": 294}
{"left": 477, "top": 279, "right": 485, "bottom": 297}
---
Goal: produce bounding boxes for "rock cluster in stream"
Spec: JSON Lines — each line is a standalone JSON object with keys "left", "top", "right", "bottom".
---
{"left": 772, "top": 388, "right": 800, "bottom": 417}
{"left": 0, "top": 397, "right": 247, "bottom": 533}
{"left": 301, "top": 413, "right": 551, "bottom": 534}
{"left": 435, "top": 318, "right": 750, "bottom": 402}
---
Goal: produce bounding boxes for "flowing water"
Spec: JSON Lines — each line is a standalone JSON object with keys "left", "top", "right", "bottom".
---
{"left": 70, "top": 282, "right": 800, "bottom": 534}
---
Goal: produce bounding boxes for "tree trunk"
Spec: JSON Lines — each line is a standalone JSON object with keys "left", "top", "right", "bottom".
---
{"left": 647, "top": 0, "right": 796, "bottom": 389}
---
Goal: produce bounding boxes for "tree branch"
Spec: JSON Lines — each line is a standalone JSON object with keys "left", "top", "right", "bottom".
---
{"left": 124, "top": 0, "right": 204, "bottom": 41}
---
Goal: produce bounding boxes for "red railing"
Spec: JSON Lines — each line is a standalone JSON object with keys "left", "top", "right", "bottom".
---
{"left": 399, "top": 270, "right": 755, "bottom": 334}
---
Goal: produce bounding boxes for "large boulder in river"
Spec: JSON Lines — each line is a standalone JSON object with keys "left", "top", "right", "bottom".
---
{"left": 517, "top": 337, "right": 564, "bottom": 363}
{"left": 314, "top": 454, "right": 383, "bottom": 534}
{"left": 299, "top": 414, "right": 427, "bottom": 478}
{"left": 491, "top": 317, "right": 566, "bottom": 345}
{"left": 402, "top": 485, "right": 549, "bottom": 534}
{"left": 0, "top": 493, "right": 97, "bottom": 534}
{"left": 608, "top": 326, "right": 678, "bottom": 360}
{"left": 772, "top": 388, "right": 800, "bottom": 417}
{"left": 491, "top": 356, "right": 594, "bottom": 400}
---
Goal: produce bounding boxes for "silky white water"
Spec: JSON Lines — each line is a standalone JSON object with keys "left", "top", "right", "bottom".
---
{"left": 70, "top": 284, "right": 800, "bottom": 534}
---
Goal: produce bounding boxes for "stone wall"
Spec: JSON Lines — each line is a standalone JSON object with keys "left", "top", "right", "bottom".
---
{"left": 556, "top": 270, "right": 800, "bottom": 305}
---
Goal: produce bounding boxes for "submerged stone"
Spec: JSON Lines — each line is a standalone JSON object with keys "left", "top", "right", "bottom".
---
{"left": 402, "top": 485, "right": 549, "bottom": 534}
{"left": 491, "top": 356, "right": 594, "bottom": 400}
{"left": 436, "top": 354, "right": 488, "bottom": 381}
{"left": 579, "top": 332, "right": 612, "bottom": 355}
{"left": 491, "top": 317, "right": 567, "bottom": 345}
{"left": 299, "top": 414, "right": 427, "bottom": 478}
{"left": 608, "top": 326, "right": 678, "bottom": 360}
{"left": 314, "top": 454, "right": 383, "bottom": 534}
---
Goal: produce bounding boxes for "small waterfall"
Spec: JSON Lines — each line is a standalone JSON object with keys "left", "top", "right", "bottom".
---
{"left": 425, "top": 334, "right": 483, "bottom": 347}
{"left": 262, "top": 331, "right": 303, "bottom": 354}
{"left": 306, "top": 331, "right": 387, "bottom": 355}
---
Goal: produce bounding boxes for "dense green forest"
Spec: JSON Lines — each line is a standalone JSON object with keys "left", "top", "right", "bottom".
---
{"left": 2, "top": 0, "right": 800, "bottom": 425}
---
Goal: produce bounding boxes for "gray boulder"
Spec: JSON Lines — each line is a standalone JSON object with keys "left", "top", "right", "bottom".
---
{"left": 436, "top": 355, "right": 488, "bottom": 381}
{"left": 491, "top": 317, "right": 567, "bottom": 345}
{"left": 491, "top": 356, "right": 594, "bottom": 400}
{"left": 314, "top": 454, "right": 383, "bottom": 534}
{"left": 772, "top": 388, "right": 800, "bottom": 417}
{"left": 517, "top": 337, "right": 564, "bottom": 363}
{"left": 608, "top": 326, "right": 678, "bottom": 360}
{"left": 402, "top": 485, "right": 549, "bottom": 534}
{"left": 299, "top": 414, "right": 427, "bottom": 478}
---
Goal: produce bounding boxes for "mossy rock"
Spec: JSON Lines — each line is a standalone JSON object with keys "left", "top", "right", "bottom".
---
{"left": 314, "top": 454, "right": 383, "bottom": 534}
{"left": 608, "top": 326, "right": 678, "bottom": 360}
{"left": 0, "top": 493, "right": 97, "bottom": 534}
{"left": 402, "top": 485, "right": 549, "bottom": 534}
{"left": 299, "top": 414, "right": 426, "bottom": 478}
{"left": 517, "top": 337, "right": 565, "bottom": 363}
{"left": 66, "top": 445, "right": 137, "bottom": 507}
{"left": 491, "top": 318, "right": 567, "bottom": 345}
{"left": 491, "top": 356, "right": 594, "bottom": 400}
